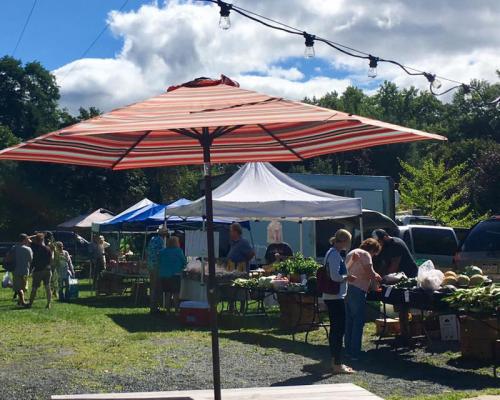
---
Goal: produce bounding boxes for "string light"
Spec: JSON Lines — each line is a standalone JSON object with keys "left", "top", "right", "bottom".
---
{"left": 201, "top": 0, "right": 497, "bottom": 107}
{"left": 424, "top": 72, "right": 442, "bottom": 90}
{"left": 217, "top": 0, "right": 232, "bottom": 30}
{"left": 368, "top": 55, "right": 378, "bottom": 78}
{"left": 303, "top": 32, "right": 315, "bottom": 58}
{"left": 462, "top": 84, "right": 472, "bottom": 101}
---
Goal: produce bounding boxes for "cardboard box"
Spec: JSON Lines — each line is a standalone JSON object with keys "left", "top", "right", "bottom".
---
{"left": 439, "top": 314, "right": 460, "bottom": 341}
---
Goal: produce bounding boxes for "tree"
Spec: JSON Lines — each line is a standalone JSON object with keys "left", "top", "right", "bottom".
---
{"left": 398, "top": 158, "right": 485, "bottom": 227}
{"left": 0, "top": 56, "right": 61, "bottom": 139}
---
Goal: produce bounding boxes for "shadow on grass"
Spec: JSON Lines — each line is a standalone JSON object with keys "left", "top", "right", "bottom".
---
{"left": 221, "top": 330, "right": 499, "bottom": 391}
{"left": 70, "top": 295, "right": 147, "bottom": 309}
{"left": 107, "top": 312, "right": 199, "bottom": 333}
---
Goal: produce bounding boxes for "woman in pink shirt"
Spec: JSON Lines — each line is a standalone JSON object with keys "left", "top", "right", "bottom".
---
{"left": 345, "top": 238, "right": 382, "bottom": 360}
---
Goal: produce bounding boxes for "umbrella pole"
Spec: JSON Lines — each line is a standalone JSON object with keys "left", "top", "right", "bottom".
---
{"left": 299, "top": 219, "right": 303, "bottom": 254}
{"left": 201, "top": 132, "right": 222, "bottom": 400}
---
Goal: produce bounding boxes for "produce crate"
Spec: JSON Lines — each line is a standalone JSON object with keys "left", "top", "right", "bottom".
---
{"left": 375, "top": 318, "right": 400, "bottom": 336}
{"left": 277, "top": 293, "right": 318, "bottom": 331}
{"left": 460, "top": 316, "right": 499, "bottom": 360}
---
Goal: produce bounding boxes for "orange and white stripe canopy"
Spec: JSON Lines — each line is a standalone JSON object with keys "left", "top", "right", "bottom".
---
{"left": 0, "top": 76, "right": 446, "bottom": 170}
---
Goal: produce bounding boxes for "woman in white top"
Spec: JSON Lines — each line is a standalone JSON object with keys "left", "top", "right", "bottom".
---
{"left": 345, "top": 238, "right": 382, "bottom": 360}
{"left": 322, "top": 229, "right": 357, "bottom": 374}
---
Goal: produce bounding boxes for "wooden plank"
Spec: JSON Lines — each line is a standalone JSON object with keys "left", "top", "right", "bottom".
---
{"left": 51, "top": 383, "right": 383, "bottom": 400}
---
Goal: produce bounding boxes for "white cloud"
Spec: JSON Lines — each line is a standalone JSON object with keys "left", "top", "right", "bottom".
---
{"left": 54, "top": 0, "right": 500, "bottom": 113}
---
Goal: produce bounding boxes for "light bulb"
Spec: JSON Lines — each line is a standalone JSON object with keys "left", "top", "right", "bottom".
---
{"left": 303, "top": 32, "right": 315, "bottom": 59}
{"left": 217, "top": 1, "right": 232, "bottom": 30}
{"left": 367, "top": 56, "right": 378, "bottom": 78}
{"left": 431, "top": 78, "right": 442, "bottom": 90}
{"left": 219, "top": 15, "right": 231, "bottom": 30}
{"left": 367, "top": 66, "right": 377, "bottom": 78}
{"left": 304, "top": 44, "right": 315, "bottom": 58}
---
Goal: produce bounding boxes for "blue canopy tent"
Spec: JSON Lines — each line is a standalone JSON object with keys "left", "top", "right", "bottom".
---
{"left": 98, "top": 198, "right": 158, "bottom": 232}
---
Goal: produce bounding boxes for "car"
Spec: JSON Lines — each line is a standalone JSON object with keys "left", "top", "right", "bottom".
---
{"left": 36, "top": 230, "right": 90, "bottom": 265}
{"left": 396, "top": 214, "right": 439, "bottom": 226}
{"left": 454, "top": 216, "right": 500, "bottom": 281}
{"left": 398, "top": 225, "right": 459, "bottom": 268}
{"left": 315, "top": 210, "right": 400, "bottom": 261}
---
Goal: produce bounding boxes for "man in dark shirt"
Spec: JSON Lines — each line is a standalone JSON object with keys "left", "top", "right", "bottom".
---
{"left": 372, "top": 229, "right": 418, "bottom": 278}
{"left": 372, "top": 229, "right": 418, "bottom": 342}
{"left": 226, "top": 223, "right": 255, "bottom": 272}
{"left": 29, "top": 233, "right": 53, "bottom": 308}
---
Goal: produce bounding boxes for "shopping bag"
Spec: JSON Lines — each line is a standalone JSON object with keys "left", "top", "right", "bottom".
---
{"left": 68, "top": 278, "right": 79, "bottom": 299}
{"left": 417, "top": 260, "right": 444, "bottom": 291}
{"left": 2, "top": 272, "right": 13, "bottom": 288}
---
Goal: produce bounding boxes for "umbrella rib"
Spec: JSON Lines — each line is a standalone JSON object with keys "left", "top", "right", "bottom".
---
{"left": 111, "top": 130, "right": 152, "bottom": 170}
{"left": 172, "top": 128, "right": 200, "bottom": 140}
{"left": 212, "top": 125, "right": 243, "bottom": 140}
{"left": 258, "top": 124, "right": 305, "bottom": 161}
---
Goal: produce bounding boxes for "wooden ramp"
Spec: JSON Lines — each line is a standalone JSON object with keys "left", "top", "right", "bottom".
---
{"left": 51, "top": 383, "right": 383, "bottom": 400}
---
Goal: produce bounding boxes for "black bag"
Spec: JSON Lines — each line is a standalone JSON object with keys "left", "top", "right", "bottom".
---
{"left": 316, "top": 258, "right": 340, "bottom": 295}
{"left": 3, "top": 246, "right": 16, "bottom": 272}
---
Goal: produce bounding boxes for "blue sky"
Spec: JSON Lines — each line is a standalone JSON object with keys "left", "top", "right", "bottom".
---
{"left": 1, "top": 0, "right": 140, "bottom": 70}
{"left": 1, "top": 1, "right": 355, "bottom": 84}
{"left": 1, "top": 1, "right": 497, "bottom": 113}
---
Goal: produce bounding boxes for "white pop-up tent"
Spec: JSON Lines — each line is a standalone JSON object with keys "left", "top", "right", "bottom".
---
{"left": 166, "top": 162, "right": 363, "bottom": 250}
{"left": 167, "top": 162, "right": 361, "bottom": 220}
{"left": 58, "top": 208, "right": 115, "bottom": 229}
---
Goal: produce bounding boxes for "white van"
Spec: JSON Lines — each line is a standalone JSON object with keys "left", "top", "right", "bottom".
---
{"left": 398, "top": 225, "right": 459, "bottom": 268}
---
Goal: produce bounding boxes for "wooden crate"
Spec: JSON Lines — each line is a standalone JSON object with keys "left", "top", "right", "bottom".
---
{"left": 460, "top": 316, "right": 499, "bottom": 360}
{"left": 375, "top": 318, "right": 400, "bottom": 336}
{"left": 277, "top": 293, "right": 318, "bottom": 331}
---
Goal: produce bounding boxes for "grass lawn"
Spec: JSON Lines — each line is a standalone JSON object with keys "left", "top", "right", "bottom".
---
{"left": 0, "top": 277, "right": 498, "bottom": 400}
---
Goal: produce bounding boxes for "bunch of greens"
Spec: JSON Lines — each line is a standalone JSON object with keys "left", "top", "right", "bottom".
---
{"left": 443, "top": 284, "right": 500, "bottom": 315}
{"left": 232, "top": 278, "right": 258, "bottom": 289}
{"left": 394, "top": 277, "right": 418, "bottom": 289}
{"left": 275, "top": 253, "right": 320, "bottom": 276}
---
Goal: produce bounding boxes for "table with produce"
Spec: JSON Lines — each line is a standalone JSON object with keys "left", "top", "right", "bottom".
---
{"left": 368, "top": 263, "right": 499, "bottom": 359}
{"left": 97, "top": 260, "right": 149, "bottom": 298}
{"left": 230, "top": 254, "right": 324, "bottom": 338}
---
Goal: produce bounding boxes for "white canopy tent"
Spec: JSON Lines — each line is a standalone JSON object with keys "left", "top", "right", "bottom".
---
{"left": 166, "top": 162, "right": 363, "bottom": 251}
{"left": 58, "top": 208, "right": 115, "bottom": 229}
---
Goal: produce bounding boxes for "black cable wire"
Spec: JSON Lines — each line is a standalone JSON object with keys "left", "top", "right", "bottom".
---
{"left": 78, "top": 0, "right": 131, "bottom": 60}
{"left": 58, "top": 0, "right": 131, "bottom": 82}
{"left": 202, "top": 0, "right": 491, "bottom": 101}
{"left": 12, "top": 0, "right": 38, "bottom": 56}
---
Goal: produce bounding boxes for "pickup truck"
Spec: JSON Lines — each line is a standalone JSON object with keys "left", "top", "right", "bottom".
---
{"left": 398, "top": 225, "right": 459, "bottom": 268}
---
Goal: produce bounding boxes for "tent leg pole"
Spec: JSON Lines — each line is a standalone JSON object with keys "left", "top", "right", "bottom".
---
{"left": 202, "top": 131, "right": 221, "bottom": 400}
{"left": 299, "top": 220, "right": 304, "bottom": 254}
{"left": 359, "top": 216, "right": 364, "bottom": 242}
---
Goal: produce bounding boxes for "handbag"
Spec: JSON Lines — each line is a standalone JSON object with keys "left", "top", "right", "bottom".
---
{"left": 316, "top": 249, "right": 341, "bottom": 295}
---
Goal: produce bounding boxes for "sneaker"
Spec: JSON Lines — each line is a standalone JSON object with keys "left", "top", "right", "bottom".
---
{"left": 332, "top": 364, "right": 356, "bottom": 375}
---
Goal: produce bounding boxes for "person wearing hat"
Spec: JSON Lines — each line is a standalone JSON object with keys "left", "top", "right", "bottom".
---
{"left": 371, "top": 229, "right": 418, "bottom": 278}
{"left": 147, "top": 227, "right": 169, "bottom": 314}
{"left": 12, "top": 234, "right": 33, "bottom": 307}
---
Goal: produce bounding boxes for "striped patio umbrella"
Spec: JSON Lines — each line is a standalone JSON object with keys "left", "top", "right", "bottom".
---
{"left": 0, "top": 75, "right": 446, "bottom": 400}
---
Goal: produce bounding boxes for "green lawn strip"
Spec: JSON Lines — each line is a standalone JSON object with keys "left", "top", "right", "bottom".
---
{"left": 0, "top": 280, "right": 209, "bottom": 374}
{"left": 388, "top": 388, "right": 500, "bottom": 400}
